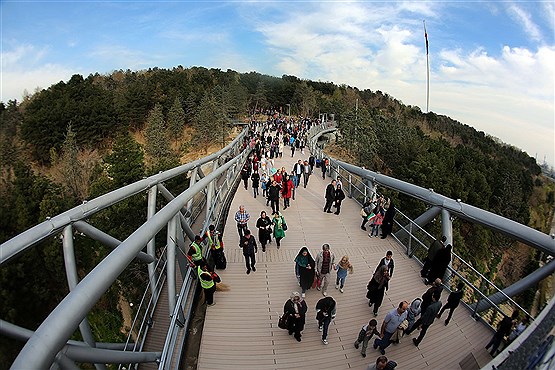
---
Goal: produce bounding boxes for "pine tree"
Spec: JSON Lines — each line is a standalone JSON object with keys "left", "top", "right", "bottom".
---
{"left": 193, "top": 93, "right": 229, "bottom": 152}
{"left": 167, "top": 96, "right": 186, "bottom": 147}
{"left": 144, "top": 103, "right": 177, "bottom": 173}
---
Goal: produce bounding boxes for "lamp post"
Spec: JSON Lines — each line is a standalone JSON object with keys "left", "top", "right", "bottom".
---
{"left": 286, "top": 103, "right": 290, "bottom": 117}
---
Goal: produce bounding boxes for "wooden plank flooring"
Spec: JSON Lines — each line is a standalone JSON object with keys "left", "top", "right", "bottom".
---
{"left": 197, "top": 154, "right": 493, "bottom": 370}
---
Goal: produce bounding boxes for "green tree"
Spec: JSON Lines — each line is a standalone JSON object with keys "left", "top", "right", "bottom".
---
{"left": 105, "top": 133, "right": 145, "bottom": 188}
{"left": 292, "top": 81, "right": 318, "bottom": 117}
{"left": 167, "top": 96, "right": 186, "bottom": 147}
{"left": 193, "top": 93, "right": 229, "bottom": 151}
{"left": 144, "top": 103, "right": 177, "bottom": 173}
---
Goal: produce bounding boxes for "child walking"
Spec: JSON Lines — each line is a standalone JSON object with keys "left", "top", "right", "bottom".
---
{"left": 354, "top": 319, "right": 379, "bottom": 358}
{"left": 335, "top": 255, "right": 354, "bottom": 293}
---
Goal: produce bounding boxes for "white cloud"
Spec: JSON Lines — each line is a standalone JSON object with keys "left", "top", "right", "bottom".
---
{"left": 251, "top": 2, "right": 554, "bottom": 165}
{"left": 88, "top": 45, "right": 156, "bottom": 70}
{"left": 1, "top": 43, "right": 77, "bottom": 102}
{"left": 507, "top": 4, "right": 542, "bottom": 42}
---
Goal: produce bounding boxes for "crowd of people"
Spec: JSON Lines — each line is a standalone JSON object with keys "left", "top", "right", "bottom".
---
{"left": 188, "top": 114, "right": 524, "bottom": 368}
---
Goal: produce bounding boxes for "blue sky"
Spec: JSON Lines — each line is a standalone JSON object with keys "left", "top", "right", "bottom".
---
{"left": 2, "top": 1, "right": 554, "bottom": 165}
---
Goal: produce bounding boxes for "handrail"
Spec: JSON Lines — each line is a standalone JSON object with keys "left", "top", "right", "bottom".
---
{"left": 0, "top": 130, "right": 248, "bottom": 264}
{"left": 7, "top": 131, "right": 248, "bottom": 369}
{"left": 333, "top": 161, "right": 534, "bottom": 323}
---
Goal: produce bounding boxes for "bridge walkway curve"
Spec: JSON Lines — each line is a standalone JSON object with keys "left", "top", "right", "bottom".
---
{"left": 197, "top": 154, "right": 492, "bottom": 369}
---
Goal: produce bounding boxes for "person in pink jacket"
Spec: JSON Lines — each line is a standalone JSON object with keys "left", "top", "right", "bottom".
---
{"left": 369, "top": 207, "right": 384, "bottom": 237}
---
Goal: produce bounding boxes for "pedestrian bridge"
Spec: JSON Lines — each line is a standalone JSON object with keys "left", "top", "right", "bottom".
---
{"left": 1, "top": 124, "right": 554, "bottom": 370}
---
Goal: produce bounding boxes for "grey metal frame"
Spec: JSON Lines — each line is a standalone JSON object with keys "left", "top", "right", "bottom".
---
{"left": 1, "top": 129, "right": 249, "bottom": 369}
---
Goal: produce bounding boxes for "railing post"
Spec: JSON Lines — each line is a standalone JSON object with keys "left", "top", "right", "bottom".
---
{"left": 441, "top": 208, "right": 454, "bottom": 285}
{"left": 348, "top": 173, "right": 352, "bottom": 198}
{"left": 407, "top": 223, "right": 413, "bottom": 257}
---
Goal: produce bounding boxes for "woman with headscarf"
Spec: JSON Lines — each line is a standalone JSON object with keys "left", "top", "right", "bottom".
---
{"left": 333, "top": 183, "right": 346, "bottom": 215}
{"left": 380, "top": 201, "right": 396, "bottom": 239}
{"left": 272, "top": 211, "right": 286, "bottom": 248}
{"left": 256, "top": 210, "right": 273, "bottom": 252}
{"left": 366, "top": 264, "right": 390, "bottom": 316}
{"left": 294, "top": 246, "right": 316, "bottom": 298}
{"left": 427, "top": 244, "right": 453, "bottom": 282}
{"left": 284, "top": 291, "right": 308, "bottom": 342}
{"left": 335, "top": 255, "right": 354, "bottom": 293}
{"left": 281, "top": 174, "right": 293, "bottom": 210}
{"left": 406, "top": 297, "right": 422, "bottom": 332}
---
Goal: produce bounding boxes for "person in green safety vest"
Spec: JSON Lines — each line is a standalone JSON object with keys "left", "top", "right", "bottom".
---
{"left": 198, "top": 261, "right": 220, "bottom": 306}
{"left": 187, "top": 235, "right": 204, "bottom": 267}
{"left": 201, "top": 225, "right": 226, "bottom": 270}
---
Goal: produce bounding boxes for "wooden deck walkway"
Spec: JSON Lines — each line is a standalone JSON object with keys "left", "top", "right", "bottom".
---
{"left": 197, "top": 154, "right": 493, "bottom": 370}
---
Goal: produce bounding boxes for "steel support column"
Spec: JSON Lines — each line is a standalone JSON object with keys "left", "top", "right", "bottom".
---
{"left": 62, "top": 226, "right": 106, "bottom": 370}
{"left": 167, "top": 215, "right": 178, "bottom": 314}
{"left": 472, "top": 259, "right": 555, "bottom": 313}
{"left": 441, "top": 208, "right": 453, "bottom": 284}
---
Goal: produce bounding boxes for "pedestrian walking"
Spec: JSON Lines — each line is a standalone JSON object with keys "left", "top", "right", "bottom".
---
{"left": 375, "top": 251, "right": 395, "bottom": 277}
{"left": 234, "top": 205, "right": 250, "bottom": 238}
{"left": 426, "top": 244, "right": 452, "bottom": 284}
{"left": 421, "top": 236, "right": 446, "bottom": 278}
{"left": 321, "top": 158, "right": 328, "bottom": 179}
{"left": 335, "top": 255, "right": 354, "bottom": 293}
{"left": 323, "top": 179, "right": 337, "bottom": 213}
{"left": 261, "top": 172, "right": 268, "bottom": 198}
{"left": 284, "top": 292, "right": 308, "bottom": 342}
{"left": 282, "top": 174, "right": 293, "bottom": 210}
{"left": 268, "top": 180, "right": 281, "bottom": 214}
{"left": 239, "top": 229, "right": 257, "bottom": 274}
{"left": 380, "top": 201, "right": 396, "bottom": 239}
{"left": 369, "top": 207, "right": 384, "bottom": 237}
{"left": 437, "top": 282, "right": 464, "bottom": 325}
{"left": 240, "top": 164, "right": 250, "bottom": 190}
{"left": 251, "top": 170, "right": 260, "bottom": 198}
{"left": 367, "top": 265, "right": 390, "bottom": 316}
{"left": 360, "top": 200, "right": 375, "bottom": 230}
{"left": 421, "top": 278, "right": 443, "bottom": 314}
{"left": 302, "top": 160, "right": 311, "bottom": 187}
{"left": 293, "top": 159, "right": 303, "bottom": 186}
{"left": 316, "top": 296, "right": 336, "bottom": 345}
{"left": 485, "top": 311, "right": 519, "bottom": 356}
{"left": 256, "top": 211, "right": 273, "bottom": 252}
{"left": 272, "top": 211, "right": 286, "bottom": 248}
{"left": 405, "top": 291, "right": 442, "bottom": 346}
{"left": 373, "top": 301, "right": 409, "bottom": 355}
{"left": 315, "top": 243, "right": 336, "bottom": 296}
{"left": 294, "top": 246, "right": 315, "bottom": 298}
{"left": 354, "top": 319, "right": 380, "bottom": 358}
{"left": 406, "top": 297, "right": 422, "bottom": 332}
{"left": 334, "top": 183, "right": 346, "bottom": 214}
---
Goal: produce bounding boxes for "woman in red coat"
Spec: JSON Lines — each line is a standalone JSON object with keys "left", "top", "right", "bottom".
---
{"left": 282, "top": 174, "right": 293, "bottom": 210}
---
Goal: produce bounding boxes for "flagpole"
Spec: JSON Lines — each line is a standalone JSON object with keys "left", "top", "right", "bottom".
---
{"left": 424, "top": 20, "right": 430, "bottom": 113}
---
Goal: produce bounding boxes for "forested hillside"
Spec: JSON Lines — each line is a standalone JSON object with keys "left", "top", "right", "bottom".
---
{"left": 0, "top": 66, "right": 553, "bottom": 367}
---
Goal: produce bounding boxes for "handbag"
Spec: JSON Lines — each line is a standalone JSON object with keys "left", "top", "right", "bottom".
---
{"left": 281, "top": 216, "right": 288, "bottom": 231}
{"left": 278, "top": 314, "right": 289, "bottom": 329}
{"left": 360, "top": 208, "right": 367, "bottom": 217}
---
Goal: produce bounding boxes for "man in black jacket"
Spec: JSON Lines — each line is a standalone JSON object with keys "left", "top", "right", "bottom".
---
{"left": 437, "top": 282, "right": 464, "bottom": 325}
{"left": 405, "top": 291, "right": 442, "bottom": 346}
{"left": 239, "top": 229, "right": 258, "bottom": 274}
{"left": 486, "top": 310, "right": 518, "bottom": 356}
{"left": 323, "top": 179, "right": 336, "bottom": 213}
{"left": 315, "top": 296, "right": 336, "bottom": 345}
{"left": 267, "top": 180, "right": 281, "bottom": 214}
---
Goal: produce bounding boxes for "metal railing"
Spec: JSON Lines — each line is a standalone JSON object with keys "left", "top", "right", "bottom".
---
{"left": 332, "top": 161, "right": 533, "bottom": 328}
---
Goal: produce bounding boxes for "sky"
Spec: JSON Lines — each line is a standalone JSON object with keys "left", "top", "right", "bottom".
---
{"left": 1, "top": 1, "right": 554, "bottom": 166}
